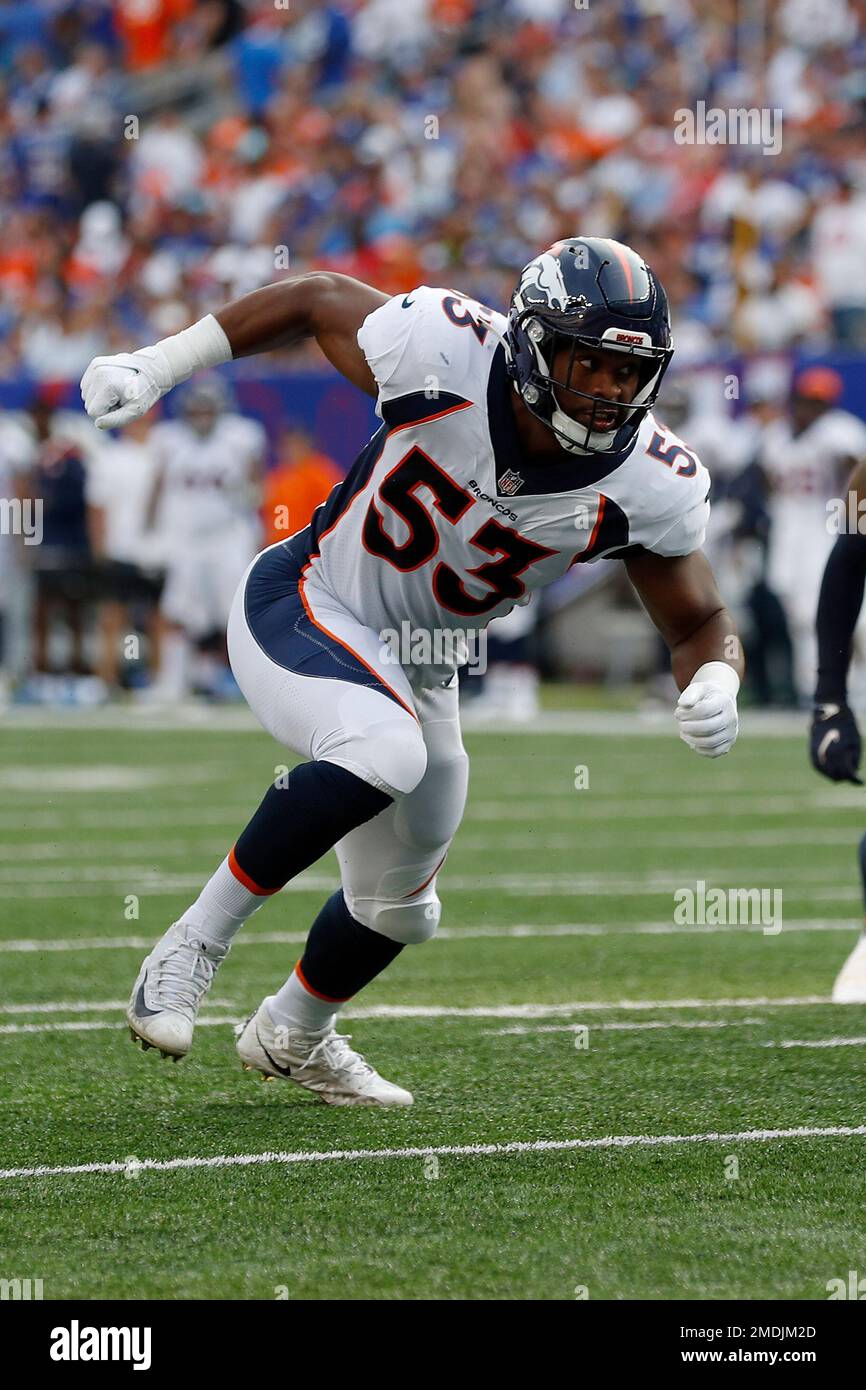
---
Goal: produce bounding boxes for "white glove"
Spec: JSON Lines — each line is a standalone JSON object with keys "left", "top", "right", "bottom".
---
{"left": 675, "top": 661, "right": 739, "bottom": 758}
{"left": 80, "top": 345, "right": 174, "bottom": 430}
{"left": 80, "top": 314, "right": 232, "bottom": 430}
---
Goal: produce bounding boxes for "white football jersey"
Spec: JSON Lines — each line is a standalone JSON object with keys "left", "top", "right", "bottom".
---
{"left": 761, "top": 409, "right": 866, "bottom": 502}
{"left": 294, "top": 286, "right": 711, "bottom": 686}
{"left": 85, "top": 437, "right": 157, "bottom": 566}
{"left": 151, "top": 414, "right": 265, "bottom": 541}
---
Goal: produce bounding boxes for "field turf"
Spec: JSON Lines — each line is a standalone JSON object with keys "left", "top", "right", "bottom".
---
{"left": 1, "top": 705, "right": 865, "bottom": 1300}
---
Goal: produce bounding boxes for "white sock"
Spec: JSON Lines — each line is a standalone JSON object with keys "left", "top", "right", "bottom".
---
{"left": 180, "top": 854, "right": 268, "bottom": 948}
{"left": 268, "top": 967, "right": 338, "bottom": 1035}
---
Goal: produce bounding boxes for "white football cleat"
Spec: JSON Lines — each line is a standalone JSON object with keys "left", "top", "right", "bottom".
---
{"left": 235, "top": 998, "right": 413, "bottom": 1107}
{"left": 126, "top": 922, "right": 229, "bottom": 1059}
{"left": 832, "top": 933, "right": 866, "bottom": 1004}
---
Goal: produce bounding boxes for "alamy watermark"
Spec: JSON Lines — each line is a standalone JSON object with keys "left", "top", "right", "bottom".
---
{"left": 0, "top": 497, "right": 42, "bottom": 544}
{"left": 379, "top": 622, "right": 487, "bottom": 676}
{"left": 673, "top": 880, "right": 782, "bottom": 935}
{"left": 827, "top": 493, "right": 866, "bottom": 536}
{"left": 673, "top": 101, "right": 782, "bottom": 156}
{"left": 1, "top": 1276, "right": 44, "bottom": 1299}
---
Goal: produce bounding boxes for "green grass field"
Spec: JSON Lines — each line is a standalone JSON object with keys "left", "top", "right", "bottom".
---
{"left": 2, "top": 705, "right": 866, "bottom": 1300}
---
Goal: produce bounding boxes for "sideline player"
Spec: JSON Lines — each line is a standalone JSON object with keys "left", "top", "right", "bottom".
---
{"left": 146, "top": 378, "right": 265, "bottom": 699}
{"left": 761, "top": 368, "right": 866, "bottom": 700}
{"left": 810, "top": 455, "right": 866, "bottom": 1002}
{"left": 81, "top": 238, "right": 743, "bottom": 1104}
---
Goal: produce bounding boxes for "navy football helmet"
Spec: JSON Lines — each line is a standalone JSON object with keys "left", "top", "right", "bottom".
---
{"left": 505, "top": 237, "right": 674, "bottom": 456}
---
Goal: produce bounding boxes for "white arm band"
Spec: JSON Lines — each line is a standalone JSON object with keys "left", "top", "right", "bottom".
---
{"left": 691, "top": 661, "right": 740, "bottom": 698}
{"left": 155, "top": 314, "right": 233, "bottom": 387}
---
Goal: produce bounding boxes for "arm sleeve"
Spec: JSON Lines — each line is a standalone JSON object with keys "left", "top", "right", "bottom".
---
{"left": 815, "top": 532, "right": 866, "bottom": 703}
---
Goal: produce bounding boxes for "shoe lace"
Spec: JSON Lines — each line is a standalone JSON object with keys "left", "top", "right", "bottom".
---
{"left": 153, "top": 939, "right": 218, "bottom": 1016}
{"left": 296, "top": 1032, "right": 375, "bottom": 1083}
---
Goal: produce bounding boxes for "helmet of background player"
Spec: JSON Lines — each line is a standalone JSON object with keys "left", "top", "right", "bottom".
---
{"left": 181, "top": 376, "right": 230, "bottom": 437}
{"left": 791, "top": 365, "right": 843, "bottom": 431}
{"left": 505, "top": 237, "right": 674, "bottom": 456}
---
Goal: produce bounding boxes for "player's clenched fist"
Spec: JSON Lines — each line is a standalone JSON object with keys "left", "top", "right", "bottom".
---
{"left": 675, "top": 661, "right": 740, "bottom": 758}
{"left": 81, "top": 346, "right": 174, "bottom": 430}
{"left": 80, "top": 314, "right": 233, "bottom": 430}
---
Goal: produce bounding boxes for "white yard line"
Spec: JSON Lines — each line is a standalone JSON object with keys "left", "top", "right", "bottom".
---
{"left": 467, "top": 796, "right": 866, "bottom": 819}
{"left": 343, "top": 996, "right": 831, "bottom": 1018}
{"left": 0, "top": 919, "right": 858, "bottom": 957}
{"left": 0, "top": 841, "right": 230, "bottom": 862}
{"left": 460, "top": 830, "right": 864, "bottom": 850}
{"left": 1, "top": 1125, "right": 864, "bottom": 1181}
{"left": 0, "top": 828, "right": 859, "bottom": 860}
{"left": 765, "top": 1037, "right": 866, "bottom": 1049}
{"left": 0, "top": 861, "right": 856, "bottom": 884}
{"left": 0, "top": 810, "right": 243, "bottom": 832}
{"left": 486, "top": 1018, "right": 768, "bottom": 1036}
{"left": 0, "top": 995, "right": 833, "bottom": 1033}
{"left": 0, "top": 706, "right": 811, "bottom": 735}
{"left": 0, "top": 1016, "right": 239, "bottom": 1036}
{"left": 0, "top": 999, "right": 238, "bottom": 1015}
{"left": 0, "top": 799, "right": 858, "bottom": 835}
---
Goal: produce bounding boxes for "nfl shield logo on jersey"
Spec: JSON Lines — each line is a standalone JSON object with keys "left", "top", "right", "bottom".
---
{"left": 499, "top": 469, "right": 524, "bottom": 496}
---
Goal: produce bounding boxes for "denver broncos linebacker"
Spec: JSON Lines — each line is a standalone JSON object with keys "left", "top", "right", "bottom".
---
{"left": 80, "top": 237, "right": 743, "bottom": 1105}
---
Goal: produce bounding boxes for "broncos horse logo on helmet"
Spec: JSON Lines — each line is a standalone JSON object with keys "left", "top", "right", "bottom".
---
{"left": 505, "top": 237, "right": 674, "bottom": 457}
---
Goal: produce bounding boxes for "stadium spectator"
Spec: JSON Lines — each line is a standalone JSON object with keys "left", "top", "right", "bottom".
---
{"left": 261, "top": 424, "right": 342, "bottom": 546}
{"left": 810, "top": 174, "right": 866, "bottom": 348}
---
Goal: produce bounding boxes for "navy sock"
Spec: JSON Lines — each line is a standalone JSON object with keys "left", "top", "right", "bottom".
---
{"left": 299, "top": 890, "right": 404, "bottom": 1001}
{"left": 231, "top": 762, "right": 391, "bottom": 893}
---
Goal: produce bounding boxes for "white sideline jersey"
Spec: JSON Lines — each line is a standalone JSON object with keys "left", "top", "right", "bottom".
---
{"left": 296, "top": 286, "right": 711, "bottom": 687}
{"left": 151, "top": 414, "right": 265, "bottom": 541}
{"left": 761, "top": 407, "right": 866, "bottom": 621}
{"left": 761, "top": 409, "right": 866, "bottom": 503}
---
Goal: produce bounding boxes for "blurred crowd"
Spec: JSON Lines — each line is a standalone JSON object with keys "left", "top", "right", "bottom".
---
{"left": 2, "top": 0, "right": 866, "bottom": 382}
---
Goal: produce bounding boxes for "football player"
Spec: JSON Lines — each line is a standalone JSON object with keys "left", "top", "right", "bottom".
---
{"left": 81, "top": 237, "right": 743, "bottom": 1105}
{"left": 810, "top": 455, "right": 866, "bottom": 1002}
{"left": 761, "top": 367, "right": 866, "bottom": 699}
{"left": 146, "top": 377, "right": 265, "bottom": 699}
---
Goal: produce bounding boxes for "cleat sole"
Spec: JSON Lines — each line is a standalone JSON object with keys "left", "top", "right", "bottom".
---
{"left": 127, "top": 1021, "right": 186, "bottom": 1062}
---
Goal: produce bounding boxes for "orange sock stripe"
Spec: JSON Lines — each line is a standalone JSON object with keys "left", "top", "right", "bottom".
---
{"left": 227, "top": 846, "right": 281, "bottom": 897}
{"left": 294, "top": 958, "right": 350, "bottom": 1004}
